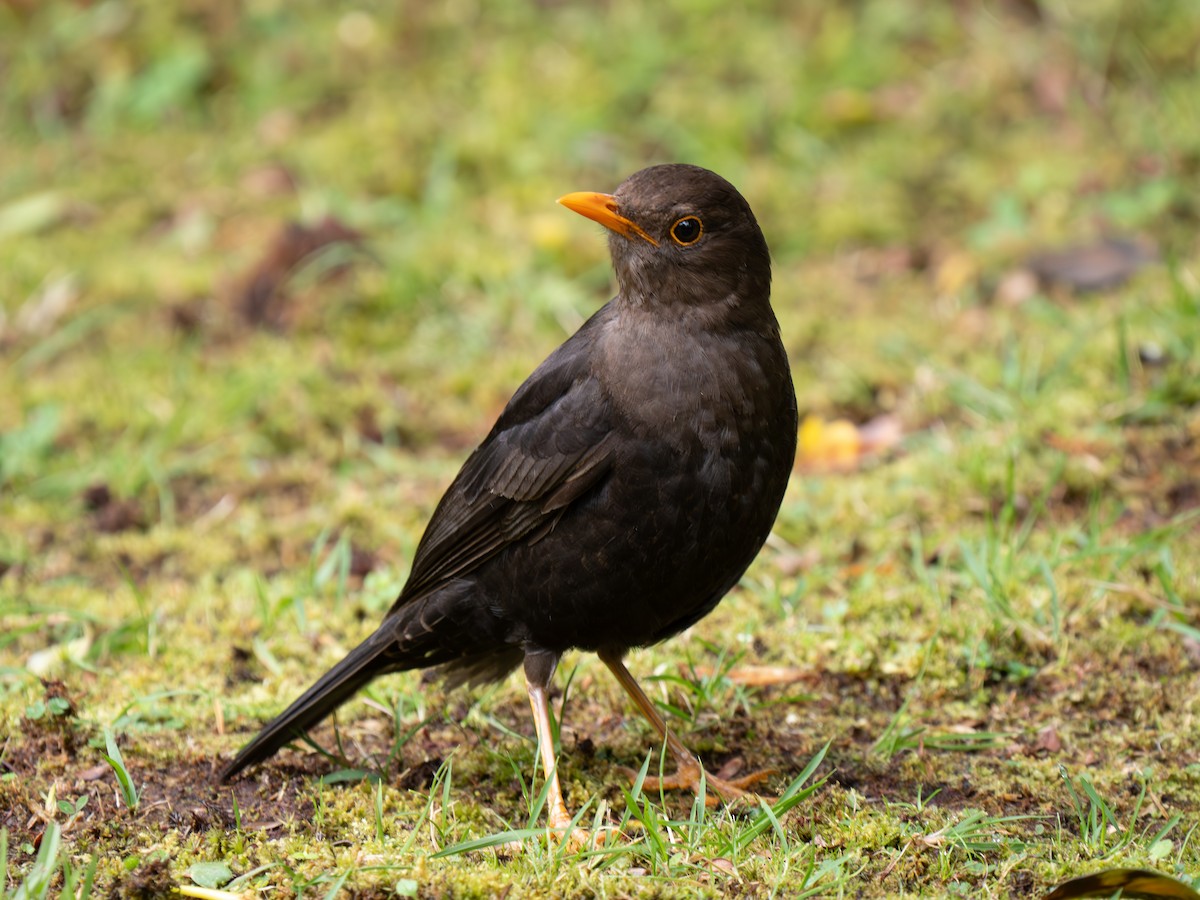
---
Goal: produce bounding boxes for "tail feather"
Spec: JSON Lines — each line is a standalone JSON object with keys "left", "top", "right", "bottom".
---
{"left": 219, "top": 628, "right": 395, "bottom": 782}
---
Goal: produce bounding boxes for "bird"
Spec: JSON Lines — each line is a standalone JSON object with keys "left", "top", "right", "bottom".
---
{"left": 220, "top": 164, "right": 798, "bottom": 837}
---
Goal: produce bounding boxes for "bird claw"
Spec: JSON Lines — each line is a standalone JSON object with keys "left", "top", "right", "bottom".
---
{"left": 498, "top": 821, "right": 595, "bottom": 855}
{"left": 621, "top": 757, "right": 776, "bottom": 806}
{"left": 549, "top": 824, "right": 592, "bottom": 851}
{"left": 543, "top": 801, "right": 619, "bottom": 850}
{"left": 546, "top": 816, "right": 619, "bottom": 851}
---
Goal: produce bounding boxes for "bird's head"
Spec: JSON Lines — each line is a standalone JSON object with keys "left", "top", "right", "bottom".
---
{"left": 558, "top": 164, "right": 772, "bottom": 326}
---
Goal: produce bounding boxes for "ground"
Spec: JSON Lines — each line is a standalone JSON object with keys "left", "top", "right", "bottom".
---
{"left": 2, "top": 1, "right": 1199, "bottom": 897}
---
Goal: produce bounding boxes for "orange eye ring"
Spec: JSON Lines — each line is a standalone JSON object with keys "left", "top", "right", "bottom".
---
{"left": 670, "top": 216, "right": 703, "bottom": 246}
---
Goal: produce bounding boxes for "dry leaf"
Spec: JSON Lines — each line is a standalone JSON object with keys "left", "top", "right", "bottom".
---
{"left": 935, "top": 251, "right": 978, "bottom": 296}
{"left": 1043, "top": 868, "right": 1200, "bottom": 899}
{"left": 995, "top": 268, "right": 1039, "bottom": 306}
{"left": 687, "top": 664, "right": 812, "bottom": 687}
{"left": 797, "top": 414, "right": 903, "bottom": 470}
{"left": 235, "top": 216, "right": 363, "bottom": 329}
{"left": 1028, "top": 237, "right": 1157, "bottom": 293}
{"left": 798, "top": 415, "right": 860, "bottom": 469}
{"left": 774, "top": 547, "right": 821, "bottom": 577}
{"left": 1034, "top": 725, "right": 1062, "bottom": 753}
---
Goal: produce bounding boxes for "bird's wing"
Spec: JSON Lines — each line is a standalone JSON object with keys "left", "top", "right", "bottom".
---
{"left": 390, "top": 308, "right": 618, "bottom": 609}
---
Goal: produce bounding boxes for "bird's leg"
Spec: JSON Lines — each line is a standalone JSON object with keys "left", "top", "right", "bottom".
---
{"left": 523, "top": 649, "right": 586, "bottom": 843}
{"left": 598, "top": 649, "right": 775, "bottom": 804}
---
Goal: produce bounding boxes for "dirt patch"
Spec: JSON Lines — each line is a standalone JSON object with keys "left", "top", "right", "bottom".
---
{"left": 83, "top": 483, "right": 148, "bottom": 534}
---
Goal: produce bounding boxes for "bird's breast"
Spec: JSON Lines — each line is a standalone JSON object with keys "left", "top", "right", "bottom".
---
{"left": 484, "top": 300, "right": 796, "bottom": 654}
{"left": 590, "top": 305, "right": 796, "bottom": 573}
{"left": 597, "top": 309, "right": 786, "bottom": 451}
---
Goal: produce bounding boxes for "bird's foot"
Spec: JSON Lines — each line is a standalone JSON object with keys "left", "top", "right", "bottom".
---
{"left": 545, "top": 800, "right": 616, "bottom": 850}
{"left": 623, "top": 756, "right": 775, "bottom": 806}
{"left": 500, "top": 810, "right": 593, "bottom": 854}
{"left": 547, "top": 815, "right": 591, "bottom": 852}
{"left": 547, "top": 822, "right": 623, "bottom": 851}
{"left": 550, "top": 825, "right": 592, "bottom": 851}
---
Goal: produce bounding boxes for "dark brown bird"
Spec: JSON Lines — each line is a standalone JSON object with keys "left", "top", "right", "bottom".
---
{"left": 220, "top": 164, "right": 798, "bottom": 834}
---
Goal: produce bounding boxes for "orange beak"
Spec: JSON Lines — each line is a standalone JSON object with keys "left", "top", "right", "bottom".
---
{"left": 557, "top": 191, "right": 658, "bottom": 246}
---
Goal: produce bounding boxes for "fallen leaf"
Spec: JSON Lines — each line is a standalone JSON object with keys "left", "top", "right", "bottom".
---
{"left": 687, "top": 664, "right": 812, "bottom": 687}
{"left": 995, "top": 268, "right": 1039, "bottom": 305}
{"left": 1034, "top": 725, "right": 1062, "bottom": 753}
{"left": 1028, "top": 237, "right": 1157, "bottom": 293}
{"left": 1043, "top": 868, "right": 1200, "bottom": 899}
{"left": 858, "top": 414, "right": 904, "bottom": 455}
{"left": 239, "top": 163, "right": 298, "bottom": 197}
{"left": 797, "top": 415, "right": 861, "bottom": 469}
{"left": 235, "top": 216, "right": 363, "bottom": 329}
{"left": 935, "top": 251, "right": 978, "bottom": 296}
{"left": 774, "top": 547, "right": 821, "bottom": 577}
{"left": 797, "top": 414, "right": 903, "bottom": 471}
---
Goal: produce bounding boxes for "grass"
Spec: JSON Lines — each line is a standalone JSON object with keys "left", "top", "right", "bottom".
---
{"left": 3, "top": 0, "right": 1200, "bottom": 896}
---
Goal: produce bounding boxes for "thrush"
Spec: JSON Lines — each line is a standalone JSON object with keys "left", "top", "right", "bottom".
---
{"left": 220, "top": 164, "right": 798, "bottom": 836}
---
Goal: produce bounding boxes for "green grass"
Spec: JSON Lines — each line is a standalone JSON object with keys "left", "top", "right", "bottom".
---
{"left": 3, "top": 0, "right": 1200, "bottom": 896}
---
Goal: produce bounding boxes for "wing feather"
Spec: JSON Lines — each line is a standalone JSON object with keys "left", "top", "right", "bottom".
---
{"left": 390, "top": 305, "right": 618, "bottom": 611}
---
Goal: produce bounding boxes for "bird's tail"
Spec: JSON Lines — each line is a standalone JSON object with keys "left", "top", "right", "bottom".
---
{"left": 219, "top": 627, "right": 397, "bottom": 782}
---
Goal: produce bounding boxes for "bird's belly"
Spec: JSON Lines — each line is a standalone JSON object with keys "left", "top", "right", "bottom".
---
{"left": 483, "top": 424, "right": 789, "bottom": 653}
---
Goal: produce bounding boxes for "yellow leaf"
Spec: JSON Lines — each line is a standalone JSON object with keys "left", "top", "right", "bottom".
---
{"left": 797, "top": 414, "right": 862, "bottom": 469}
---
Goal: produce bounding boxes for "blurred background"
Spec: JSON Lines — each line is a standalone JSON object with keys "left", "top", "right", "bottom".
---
{"left": 1, "top": 1, "right": 1195, "bottom": 512}
{"left": 2, "top": 1, "right": 1199, "bottom": 895}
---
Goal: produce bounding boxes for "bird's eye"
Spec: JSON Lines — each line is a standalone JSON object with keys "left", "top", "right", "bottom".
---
{"left": 670, "top": 216, "right": 703, "bottom": 246}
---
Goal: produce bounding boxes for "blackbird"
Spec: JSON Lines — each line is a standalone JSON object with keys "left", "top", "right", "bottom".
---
{"left": 220, "top": 164, "right": 798, "bottom": 834}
